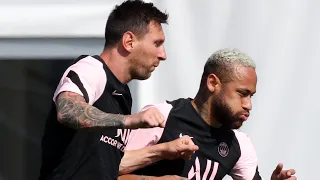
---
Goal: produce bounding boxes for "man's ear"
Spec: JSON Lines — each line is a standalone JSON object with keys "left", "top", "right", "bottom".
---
{"left": 207, "top": 73, "right": 221, "bottom": 93}
{"left": 122, "top": 31, "right": 136, "bottom": 52}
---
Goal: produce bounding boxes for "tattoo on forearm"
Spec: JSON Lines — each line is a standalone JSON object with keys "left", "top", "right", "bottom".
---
{"left": 56, "top": 92, "right": 125, "bottom": 129}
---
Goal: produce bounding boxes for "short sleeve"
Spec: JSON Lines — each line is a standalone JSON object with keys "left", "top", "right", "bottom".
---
{"left": 53, "top": 56, "right": 106, "bottom": 105}
{"left": 229, "top": 130, "right": 262, "bottom": 180}
{"left": 125, "top": 102, "right": 173, "bottom": 151}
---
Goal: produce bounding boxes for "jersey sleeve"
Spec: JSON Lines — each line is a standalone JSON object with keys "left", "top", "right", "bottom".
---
{"left": 230, "top": 130, "right": 262, "bottom": 180}
{"left": 53, "top": 56, "right": 106, "bottom": 105}
{"left": 125, "top": 102, "right": 173, "bottom": 151}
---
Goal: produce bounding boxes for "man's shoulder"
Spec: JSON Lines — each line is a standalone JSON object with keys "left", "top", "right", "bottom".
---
{"left": 141, "top": 101, "right": 173, "bottom": 114}
{"left": 232, "top": 129, "right": 249, "bottom": 137}
{"left": 232, "top": 130, "right": 252, "bottom": 142}
{"left": 232, "top": 129, "right": 256, "bottom": 152}
{"left": 67, "top": 55, "right": 106, "bottom": 81}
{"left": 72, "top": 55, "right": 104, "bottom": 69}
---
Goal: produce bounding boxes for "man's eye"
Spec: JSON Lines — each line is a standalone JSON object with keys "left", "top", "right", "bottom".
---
{"left": 155, "top": 41, "right": 163, "bottom": 47}
{"left": 238, "top": 92, "right": 249, "bottom": 97}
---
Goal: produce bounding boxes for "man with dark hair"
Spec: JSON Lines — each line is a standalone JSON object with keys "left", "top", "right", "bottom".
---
{"left": 38, "top": 1, "right": 197, "bottom": 180}
{"left": 104, "top": 0, "right": 168, "bottom": 51}
{"left": 118, "top": 48, "right": 297, "bottom": 180}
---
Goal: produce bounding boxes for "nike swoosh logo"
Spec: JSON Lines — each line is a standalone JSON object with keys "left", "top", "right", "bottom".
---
{"left": 179, "top": 133, "right": 193, "bottom": 139}
{"left": 112, "top": 90, "right": 122, "bottom": 96}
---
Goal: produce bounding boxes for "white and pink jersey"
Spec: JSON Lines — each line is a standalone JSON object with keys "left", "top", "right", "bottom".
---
{"left": 40, "top": 55, "right": 133, "bottom": 180}
{"left": 126, "top": 98, "right": 262, "bottom": 180}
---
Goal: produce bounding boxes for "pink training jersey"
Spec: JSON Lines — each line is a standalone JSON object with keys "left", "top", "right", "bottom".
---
{"left": 40, "top": 55, "right": 133, "bottom": 180}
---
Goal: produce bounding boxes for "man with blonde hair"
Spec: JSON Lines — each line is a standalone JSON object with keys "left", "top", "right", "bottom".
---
{"left": 118, "top": 48, "right": 297, "bottom": 180}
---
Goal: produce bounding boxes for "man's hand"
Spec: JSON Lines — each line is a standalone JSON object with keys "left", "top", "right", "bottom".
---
{"left": 161, "top": 135, "right": 199, "bottom": 160}
{"left": 271, "top": 163, "right": 297, "bottom": 180}
{"left": 124, "top": 107, "right": 166, "bottom": 129}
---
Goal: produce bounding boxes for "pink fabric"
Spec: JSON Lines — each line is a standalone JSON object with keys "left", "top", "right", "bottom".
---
{"left": 53, "top": 56, "right": 106, "bottom": 105}
{"left": 230, "top": 130, "right": 259, "bottom": 180}
{"left": 125, "top": 102, "right": 173, "bottom": 150}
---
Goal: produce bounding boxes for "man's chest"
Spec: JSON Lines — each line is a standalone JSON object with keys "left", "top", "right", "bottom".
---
{"left": 157, "top": 119, "right": 241, "bottom": 179}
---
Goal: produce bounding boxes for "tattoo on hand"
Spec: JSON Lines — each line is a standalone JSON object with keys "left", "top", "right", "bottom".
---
{"left": 56, "top": 92, "right": 125, "bottom": 129}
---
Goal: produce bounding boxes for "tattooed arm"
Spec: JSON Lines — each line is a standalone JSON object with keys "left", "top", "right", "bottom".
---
{"left": 56, "top": 91, "right": 126, "bottom": 129}
{"left": 56, "top": 91, "right": 166, "bottom": 129}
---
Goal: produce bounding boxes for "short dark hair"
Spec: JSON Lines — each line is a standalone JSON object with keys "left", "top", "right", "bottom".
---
{"left": 104, "top": 0, "right": 168, "bottom": 48}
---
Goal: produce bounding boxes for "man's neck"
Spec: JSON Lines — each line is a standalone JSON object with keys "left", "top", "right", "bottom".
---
{"left": 100, "top": 49, "right": 131, "bottom": 84}
{"left": 191, "top": 94, "right": 221, "bottom": 128}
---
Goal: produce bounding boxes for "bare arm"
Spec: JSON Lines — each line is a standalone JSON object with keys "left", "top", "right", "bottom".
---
{"left": 118, "top": 175, "right": 188, "bottom": 180}
{"left": 119, "top": 136, "right": 198, "bottom": 179}
{"left": 118, "top": 175, "right": 146, "bottom": 180}
{"left": 56, "top": 91, "right": 126, "bottom": 129}
{"left": 119, "top": 143, "right": 169, "bottom": 175}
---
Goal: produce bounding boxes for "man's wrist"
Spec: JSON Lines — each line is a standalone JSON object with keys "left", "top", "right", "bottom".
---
{"left": 141, "top": 175, "right": 159, "bottom": 180}
{"left": 152, "top": 142, "right": 170, "bottom": 159}
{"left": 123, "top": 114, "right": 132, "bottom": 128}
